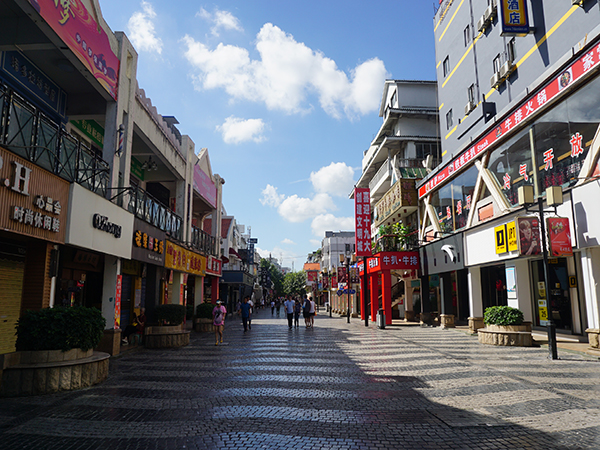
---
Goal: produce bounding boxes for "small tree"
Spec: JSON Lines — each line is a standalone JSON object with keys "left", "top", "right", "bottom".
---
{"left": 283, "top": 271, "right": 306, "bottom": 296}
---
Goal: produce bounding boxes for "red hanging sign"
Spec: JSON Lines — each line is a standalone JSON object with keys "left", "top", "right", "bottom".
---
{"left": 355, "top": 188, "right": 372, "bottom": 256}
{"left": 114, "top": 275, "right": 122, "bottom": 329}
{"left": 547, "top": 218, "right": 573, "bottom": 257}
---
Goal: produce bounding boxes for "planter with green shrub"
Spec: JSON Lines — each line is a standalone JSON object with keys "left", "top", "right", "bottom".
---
{"left": 145, "top": 304, "right": 190, "bottom": 349}
{"left": 478, "top": 306, "right": 532, "bottom": 347}
{"left": 194, "top": 302, "right": 215, "bottom": 332}
{"left": 1, "top": 307, "right": 110, "bottom": 397}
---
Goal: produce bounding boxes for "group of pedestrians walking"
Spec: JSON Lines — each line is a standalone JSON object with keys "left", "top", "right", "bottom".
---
{"left": 283, "top": 295, "right": 316, "bottom": 328}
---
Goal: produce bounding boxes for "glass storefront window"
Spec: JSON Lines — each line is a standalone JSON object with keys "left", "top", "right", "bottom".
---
{"left": 488, "top": 128, "right": 533, "bottom": 206}
{"left": 429, "top": 164, "right": 478, "bottom": 232}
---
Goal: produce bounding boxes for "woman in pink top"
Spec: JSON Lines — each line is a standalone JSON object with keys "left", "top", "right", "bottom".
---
{"left": 212, "top": 300, "right": 227, "bottom": 346}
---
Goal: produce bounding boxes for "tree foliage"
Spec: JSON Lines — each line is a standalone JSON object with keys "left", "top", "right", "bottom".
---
{"left": 283, "top": 271, "right": 306, "bottom": 296}
{"left": 260, "top": 258, "right": 284, "bottom": 296}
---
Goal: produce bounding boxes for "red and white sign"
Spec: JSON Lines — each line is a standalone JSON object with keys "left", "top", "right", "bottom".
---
{"left": 114, "top": 275, "right": 122, "bottom": 329}
{"left": 206, "top": 255, "right": 222, "bottom": 276}
{"left": 358, "top": 251, "right": 419, "bottom": 275}
{"left": 355, "top": 188, "right": 372, "bottom": 256}
{"left": 547, "top": 218, "right": 573, "bottom": 257}
{"left": 419, "top": 39, "right": 600, "bottom": 199}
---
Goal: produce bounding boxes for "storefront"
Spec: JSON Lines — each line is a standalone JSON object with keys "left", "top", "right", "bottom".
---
{"left": 420, "top": 233, "right": 468, "bottom": 327}
{"left": 203, "top": 255, "right": 222, "bottom": 306}
{"left": 164, "top": 240, "right": 206, "bottom": 314}
{"left": 64, "top": 183, "right": 134, "bottom": 330}
{"left": 0, "top": 147, "right": 70, "bottom": 354}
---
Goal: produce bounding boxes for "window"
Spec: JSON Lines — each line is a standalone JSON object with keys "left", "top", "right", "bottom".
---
{"left": 467, "top": 84, "right": 476, "bottom": 104}
{"left": 443, "top": 56, "right": 450, "bottom": 77}
{"left": 493, "top": 54, "right": 502, "bottom": 74}
{"left": 464, "top": 25, "right": 471, "bottom": 47}
{"left": 507, "top": 38, "right": 516, "bottom": 63}
{"left": 390, "top": 91, "right": 397, "bottom": 109}
{"left": 446, "top": 109, "right": 453, "bottom": 130}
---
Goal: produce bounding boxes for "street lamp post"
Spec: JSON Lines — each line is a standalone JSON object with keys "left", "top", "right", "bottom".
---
{"left": 518, "top": 185, "right": 561, "bottom": 360}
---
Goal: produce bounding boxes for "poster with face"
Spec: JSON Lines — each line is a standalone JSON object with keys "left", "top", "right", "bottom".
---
{"left": 517, "top": 217, "right": 541, "bottom": 256}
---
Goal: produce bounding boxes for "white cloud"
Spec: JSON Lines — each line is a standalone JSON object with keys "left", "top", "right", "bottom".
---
{"left": 183, "top": 23, "right": 387, "bottom": 119}
{"left": 310, "top": 214, "right": 354, "bottom": 238}
{"left": 277, "top": 193, "right": 336, "bottom": 223}
{"left": 309, "top": 239, "right": 322, "bottom": 247}
{"left": 310, "top": 162, "right": 355, "bottom": 197}
{"left": 256, "top": 246, "right": 301, "bottom": 266}
{"left": 198, "top": 8, "right": 243, "bottom": 36}
{"left": 216, "top": 116, "right": 266, "bottom": 144}
{"left": 128, "top": 2, "right": 163, "bottom": 54}
{"left": 282, "top": 238, "right": 295, "bottom": 245}
{"left": 260, "top": 184, "right": 284, "bottom": 207}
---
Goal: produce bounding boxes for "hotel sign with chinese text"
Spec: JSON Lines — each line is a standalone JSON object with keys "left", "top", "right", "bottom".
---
{"left": 355, "top": 188, "right": 372, "bottom": 257}
{"left": 499, "top": 0, "right": 530, "bottom": 36}
{"left": 358, "top": 252, "right": 419, "bottom": 275}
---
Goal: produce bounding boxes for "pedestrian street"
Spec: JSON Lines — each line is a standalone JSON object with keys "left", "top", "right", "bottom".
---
{"left": 1, "top": 308, "right": 600, "bottom": 450}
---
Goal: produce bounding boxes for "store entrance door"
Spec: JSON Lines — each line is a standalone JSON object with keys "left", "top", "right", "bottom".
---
{"left": 531, "top": 259, "right": 573, "bottom": 332}
{"left": 481, "top": 264, "right": 507, "bottom": 310}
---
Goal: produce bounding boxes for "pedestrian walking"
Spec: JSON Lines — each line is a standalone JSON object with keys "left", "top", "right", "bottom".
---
{"left": 212, "top": 300, "right": 226, "bottom": 345}
{"left": 303, "top": 295, "right": 311, "bottom": 328}
{"left": 294, "top": 298, "right": 301, "bottom": 328}
{"left": 271, "top": 299, "right": 275, "bottom": 316}
{"left": 276, "top": 298, "right": 281, "bottom": 317}
{"left": 238, "top": 296, "right": 251, "bottom": 332}
{"left": 247, "top": 296, "right": 254, "bottom": 330}
{"left": 284, "top": 295, "right": 295, "bottom": 328}
{"left": 309, "top": 296, "right": 316, "bottom": 328}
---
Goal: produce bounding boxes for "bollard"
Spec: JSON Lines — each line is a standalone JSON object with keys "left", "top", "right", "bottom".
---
{"left": 377, "top": 309, "right": 385, "bottom": 329}
{"left": 547, "top": 322, "right": 558, "bottom": 360}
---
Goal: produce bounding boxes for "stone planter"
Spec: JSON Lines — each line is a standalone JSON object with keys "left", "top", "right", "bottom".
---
{"left": 145, "top": 325, "right": 190, "bottom": 349}
{"left": 478, "top": 322, "right": 533, "bottom": 347}
{"left": 440, "top": 314, "right": 455, "bottom": 329}
{"left": 0, "top": 348, "right": 110, "bottom": 397}
{"left": 405, "top": 310, "right": 416, "bottom": 322}
{"left": 194, "top": 318, "right": 214, "bottom": 333}
{"left": 468, "top": 317, "right": 485, "bottom": 334}
{"left": 586, "top": 328, "right": 599, "bottom": 349}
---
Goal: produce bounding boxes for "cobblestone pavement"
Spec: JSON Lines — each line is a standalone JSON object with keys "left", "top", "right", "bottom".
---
{"left": 1, "top": 309, "right": 600, "bottom": 450}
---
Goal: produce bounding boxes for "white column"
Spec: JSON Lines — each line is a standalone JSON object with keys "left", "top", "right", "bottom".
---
{"left": 194, "top": 276, "right": 205, "bottom": 308}
{"left": 170, "top": 271, "right": 185, "bottom": 305}
{"left": 509, "top": 259, "right": 533, "bottom": 323}
{"left": 468, "top": 266, "right": 483, "bottom": 318}
{"left": 581, "top": 248, "right": 600, "bottom": 330}
{"left": 102, "top": 256, "right": 121, "bottom": 330}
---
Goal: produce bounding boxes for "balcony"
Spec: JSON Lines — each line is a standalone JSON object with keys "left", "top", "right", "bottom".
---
{"left": 369, "top": 158, "right": 425, "bottom": 200}
{"left": 110, "top": 186, "right": 183, "bottom": 241}
{"left": 191, "top": 225, "right": 216, "bottom": 256}
{"left": 0, "top": 84, "right": 109, "bottom": 196}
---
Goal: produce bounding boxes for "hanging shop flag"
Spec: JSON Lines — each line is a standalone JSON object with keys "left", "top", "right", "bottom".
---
{"left": 355, "top": 188, "right": 372, "bottom": 257}
{"left": 547, "top": 218, "right": 573, "bottom": 257}
{"left": 517, "top": 217, "right": 541, "bottom": 256}
{"left": 499, "top": 0, "right": 530, "bottom": 36}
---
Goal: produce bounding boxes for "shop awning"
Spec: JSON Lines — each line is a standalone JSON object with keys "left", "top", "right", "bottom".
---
{"left": 221, "top": 255, "right": 229, "bottom": 264}
{"left": 229, "top": 248, "right": 241, "bottom": 259}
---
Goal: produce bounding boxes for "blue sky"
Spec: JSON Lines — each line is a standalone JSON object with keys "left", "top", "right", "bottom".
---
{"left": 98, "top": 0, "right": 437, "bottom": 269}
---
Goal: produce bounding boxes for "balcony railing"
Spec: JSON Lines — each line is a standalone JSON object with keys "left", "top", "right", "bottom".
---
{"left": 369, "top": 158, "right": 425, "bottom": 192}
{"left": 191, "top": 224, "right": 216, "bottom": 256}
{"left": 110, "top": 186, "right": 183, "bottom": 241}
{"left": 0, "top": 84, "right": 109, "bottom": 196}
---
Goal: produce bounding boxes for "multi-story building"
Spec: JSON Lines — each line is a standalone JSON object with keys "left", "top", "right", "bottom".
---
{"left": 354, "top": 80, "right": 440, "bottom": 323}
{"left": 419, "top": 0, "right": 600, "bottom": 344}
{"left": 0, "top": 0, "right": 224, "bottom": 358}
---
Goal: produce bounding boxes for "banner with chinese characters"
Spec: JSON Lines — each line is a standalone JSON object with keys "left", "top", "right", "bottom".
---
{"left": 499, "top": 0, "right": 529, "bottom": 36}
{"left": 374, "top": 180, "right": 417, "bottom": 227}
{"left": 206, "top": 255, "right": 222, "bottom": 276}
{"left": 358, "top": 252, "right": 419, "bottom": 275}
{"left": 29, "top": 0, "right": 119, "bottom": 100}
{"left": 419, "top": 39, "right": 600, "bottom": 199}
{"left": 0, "top": 146, "right": 69, "bottom": 243}
{"left": 547, "top": 218, "right": 573, "bottom": 257}
{"left": 165, "top": 240, "right": 206, "bottom": 276}
{"left": 114, "top": 275, "right": 122, "bottom": 329}
{"left": 355, "top": 188, "right": 372, "bottom": 256}
{"left": 132, "top": 218, "right": 165, "bottom": 265}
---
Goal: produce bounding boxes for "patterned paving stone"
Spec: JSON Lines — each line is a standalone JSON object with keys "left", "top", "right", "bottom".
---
{"left": 1, "top": 309, "right": 599, "bottom": 449}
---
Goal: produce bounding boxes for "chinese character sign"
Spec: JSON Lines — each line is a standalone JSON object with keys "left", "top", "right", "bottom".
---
{"left": 500, "top": 0, "right": 529, "bottom": 36}
{"left": 355, "top": 188, "right": 372, "bottom": 256}
{"left": 547, "top": 218, "right": 573, "bottom": 257}
{"left": 114, "top": 275, "right": 122, "bottom": 329}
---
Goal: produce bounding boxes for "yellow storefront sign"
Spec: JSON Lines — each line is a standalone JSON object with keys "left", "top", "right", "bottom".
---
{"left": 507, "top": 221, "right": 518, "bottom": 252}
{"left": 165, "top": 240, "right": 206, "bottom": 276}
{"left": 537, "top": 299, "right": 549, "bottom": 326}
{"left": 495, "top": 225, "right": 507, "bottom": 254}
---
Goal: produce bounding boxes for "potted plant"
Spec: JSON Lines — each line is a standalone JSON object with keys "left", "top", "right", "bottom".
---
{"left": 194, "top": 302, "right": 215, "bottom": 332}
{"left": 478, "top": 306, "right": 532, "bottom": 346}
{"left": 1, "top": 307, "right": 110, "bottom": 397}
{"left": 144, "top": 304, "right": 190, "bottom": 349}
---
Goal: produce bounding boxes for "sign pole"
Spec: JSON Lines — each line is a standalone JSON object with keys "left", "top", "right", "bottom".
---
{"left": 363, "top": 256, "right": 369, "bottom": 327}
{"left": 539, "top": 197, "right": 558, "bottom": 360}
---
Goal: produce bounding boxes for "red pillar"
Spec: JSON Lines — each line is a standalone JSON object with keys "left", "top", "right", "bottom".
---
{"left": 369, "top": 273, "right": 378, "bottom": 322}
{"left": 360, "top": 276, "right": 366, "bottom": 321}
{"left": 381, "top": 270, "right": 392, "bottom": 325}
{"left": 211, "top": 277, "right": 219, "bottom": 304}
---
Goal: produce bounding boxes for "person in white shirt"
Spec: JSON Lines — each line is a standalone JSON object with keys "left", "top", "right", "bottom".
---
{"left": 309, "top": 297, "right": 316, "bottom": 328}
{"left": 284, "top": 296, "right": 295, "bottom": 328}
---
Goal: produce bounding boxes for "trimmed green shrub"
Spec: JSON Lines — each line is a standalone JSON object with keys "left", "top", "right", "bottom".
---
{"left": 484, "top": 306, "right": 524, "bottom": 326}
{"left": 196, "top": 302, "right": 215, "bottom": 319}
{"left": 16, "top": 306, "right": 105, "bottom": 352}
{"left": 154, "top": 304, "right": 186, "bottom": 325}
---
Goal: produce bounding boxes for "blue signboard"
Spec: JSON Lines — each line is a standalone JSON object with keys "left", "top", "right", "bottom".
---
{"left": 499, "top": 0, "right": 529, "bottom": 36}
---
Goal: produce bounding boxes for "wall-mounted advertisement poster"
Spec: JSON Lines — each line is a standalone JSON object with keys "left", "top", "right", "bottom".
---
{"left": 517, "top": 217, "right": 541, "bottom": 256}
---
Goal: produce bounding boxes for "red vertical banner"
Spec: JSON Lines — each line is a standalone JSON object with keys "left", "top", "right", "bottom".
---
{"left": 547, "top": 218, "right": 573, "bottom": 257}
{"left": 114, "top": 275, "right": 122, "bottom": 329}
{"left": 355, "top": 188, "right": 372, "bottom": 257}
{"left": 332, "top": 274, "right": 338, "bottom": 290}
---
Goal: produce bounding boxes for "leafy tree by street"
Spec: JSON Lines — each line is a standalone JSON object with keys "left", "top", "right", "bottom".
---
{"left": 260, "top": 258, "right": 284, "bottom": 296}
{"left": 283, "top": 271, "right": 306, "bottom": 296}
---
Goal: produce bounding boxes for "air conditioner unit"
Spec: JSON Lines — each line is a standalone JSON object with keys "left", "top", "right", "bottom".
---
{"left": 490, "top": 72, "right": 501, "bottom": 88}
{"left": 477, "top": 16, "right": 487, "bottom": 32}
{"left": 465, "top": 101, "right": 476, "bottom": 116}
{"left": 499, "top": 61, "right": 514, "bottom": 79}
